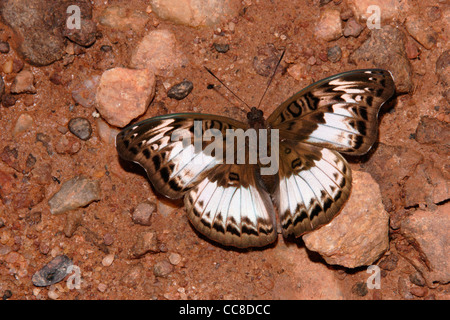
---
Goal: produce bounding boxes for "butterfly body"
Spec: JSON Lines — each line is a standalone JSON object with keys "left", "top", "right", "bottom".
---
{"left": 116, "top": 69, "right": 395, "bottom": 248}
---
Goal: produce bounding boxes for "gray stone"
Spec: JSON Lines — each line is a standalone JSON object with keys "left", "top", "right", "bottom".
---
{"left": 32, "top": 255, "right": 73, "bottom": 287}
{"left": 48, "top": 176, "right": 101, "bottom": 215}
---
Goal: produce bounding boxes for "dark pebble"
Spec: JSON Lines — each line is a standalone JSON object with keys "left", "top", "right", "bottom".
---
{"left": 68, "top": 117, "right": 92, "bottom": 140}
{"left": 327, "top": 45, "right": 342, "bottom": 63}
{"left": 167, "top": 80, "right": 194, "bottom": 100}
{"left": 25, "top": 211, "right": 42, "bottom": 226}
{"left": 409, "top": 272, "right": 426, "bottom": 287}
{"left": 213, "top": 43, "right": 230, "bottom": 53}
{"left": 351, "top": 281, "right": 368, "bottom": 297}
{"left": 153, "top": 260, "right": 174, "bottom": 278}
{"left": 32, "top": 255, "right": 73, "bottom": 287}
{"left": 100, "top": 45, "right": 112, "bottom": 52}
{"left": 2, "top": 290, "right": 12, "bottom": 300}
{"left": 0, "top": 41, "right": 10, "bottom": 54}
{"left": 2, "top": 94, "right": 16, "bottom": 108}
{"left": 0, "top": 218, "right": 5, "bottom": 228}
{"left": 378, "top": 254, "right": 398, "bottom": 271}
{"left": 26, "top": 153, "right": 37, "bottom": 168}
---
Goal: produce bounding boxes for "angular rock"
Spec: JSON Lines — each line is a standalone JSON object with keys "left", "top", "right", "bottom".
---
{"left": 95, "top": 67, "right": 156, "bottom": 127}
{"left": 436, "top": 50, "right": 450, "bottom": 86}
{"left": 96, "top": 118, "right": 120, "bottom": 145}
{"left": 32, "top": 255, "right": 73, "bottom": 287}
{"left": 167, "top": 80, "right": 194, "bottom": 100}
{"left": 0, "top": 0, "right": 93, "bottom": 66}
{"left": 10, "top": 70, "right": 36, "bottom": 94}
{"left": 349, "top": 25, "right": 413, "bottom": 93}
{"left": 303, "top": 171, "right": 389, "bottom": 268}
{"left": 401, "top": 203, "right": 450, "bottom": 285}
{"left": 132, "top": 202, "right": 156, "bottom": 226}
{"left": 343, "top": 18, "right": 364, "bottom": 38}
{"left": 48, "top": 175, "right": 101, "bottom": 215}
{"left": 150, "top": 0, "right": 241, "bottom": 27}
{"left": 405, "top": 16, "right": 438, "bottom": 50}
{"left": 130, "top": 230, "right": 160, "bottom": 258}
{"left": 153, "top": 260, "right": 174, "bottom": 278}
{"left": 403, "top": 160, "right": 449, "bottom": 207}
{"left": 130, "top": 29, "right": 188, "bottom": 77}
{"left": 347, "top": 0, "right": 408, "bottom": 24}
{"left": 362, "top": 143, "right": 424, "bottom": 211}
{"left": 64, "top": 210, "right": 83, "bottom": 237}
{"left": 63, "top": 18, "right": 97, "bottom": 47}
{"left": 415, "top": 116, "right": 450, "bottom": 146}
{"left": 13, "top": 114, "right": 34, "bottom": 137}
{"left": 314, "top": 9, "right": 343, "bottom": 41}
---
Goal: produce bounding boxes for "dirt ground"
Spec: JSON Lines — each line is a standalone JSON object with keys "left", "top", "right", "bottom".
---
{"left": 0, "top": 0, "right": 449, "bottom": 300}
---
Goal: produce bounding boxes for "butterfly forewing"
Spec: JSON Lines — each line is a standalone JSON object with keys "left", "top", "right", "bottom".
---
{"left": 269, "top": 69, "right": 395, "bottom": 155}
{"left": 116, "top": 114, "right": 247, "bottom": 199}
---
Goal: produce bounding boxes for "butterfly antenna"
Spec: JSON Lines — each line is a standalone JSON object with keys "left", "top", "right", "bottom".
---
{"left": 257, "top": 49, "right": 286, "bottom": 109}
{"left": 204, "top": 66, "right": 252, "bottom": 111}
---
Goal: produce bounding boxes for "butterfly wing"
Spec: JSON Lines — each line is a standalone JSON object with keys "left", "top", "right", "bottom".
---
{"left": 270, "top": 69, "right": 394, "bottom": 238}
{"left": 116, "top": 113, "right": 277, "bottom": 248}
{"left": 274, "top": 140, "right": 351, "bottom": 238}
{"left": 268, "top": 69, "right": 395, "bottom": 155}
{"left": 116, "top": 113, "right": 247, "bottom": 199}
{"left": 185, "top": 164, "right": 277, "bottom": 248}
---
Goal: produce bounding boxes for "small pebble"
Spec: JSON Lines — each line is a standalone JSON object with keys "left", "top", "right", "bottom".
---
{"left": 0, "top": 41, "right": 10, "bottom": 53}
{"left": 2, "top": 60, "right": 13, "bottom": 73}
{"left": 213, "top": 43, "right": 230, "bottom": 53}
{"left": 68, "top": 117, "right": 92, "bottom": 141}
{"left": 167, "top": 80, "right": 194, "bottom": 100}
{"left": 48, "top": 290, "right": 60, "bottom": 300}
{"left": 410, "top": 286, "right": 428, "bottom": 297}
{"left": 11, "top": 70, "right": 36, "bottom": 94}
{"left": 132, "top": 202, "right": 155, "bottom": 226}
{"left": 97, "top": 283, "right": 107, "bottom": 292}
{"left": 327, "top": 45, "right": 342, "bottom": 63}
{"left": 343, "top": 18, "right": 364, "bottom": 38}
{"left": 32, "top": 255, "right": 73, "bottom": 287}
{"left": 153, "top": 260, "right": 174, "bottom": 277}
{"left": 2, "top": 94, "right": 16, "bottom": 108}
{"left": 13, "top": 113, "right": 34, "bottom": 136}
{"left": 64, "top": 210, "right": 83, "bottom": 237}
{"left": 25, "top": 211, "right": 41, "bottom": 226}
{"left": 102, "top": 253, "right": 115, "bottom": 267}
{"left": 168, "top": 253, "right": 181, "bottom": 265}
{"left": 103, "top": 233, "right": 114, "bottom": 246}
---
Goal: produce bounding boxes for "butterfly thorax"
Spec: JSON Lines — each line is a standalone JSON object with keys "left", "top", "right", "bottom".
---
{"left": 247, "top": 107, "right": 266, "bottom": 129}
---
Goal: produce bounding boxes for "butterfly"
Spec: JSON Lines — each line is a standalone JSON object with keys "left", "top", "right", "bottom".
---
{"left": 116, "top": 69, "right": 395, "bottom": 248}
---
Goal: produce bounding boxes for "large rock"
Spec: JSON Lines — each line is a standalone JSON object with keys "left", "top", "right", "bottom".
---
{"left": 150, "top": 0, "right": 241, "bottom": 27}
{"left": 95, "top": 67, "right": 156, "bottom": 127}
{"left": 349, "top": 25, "right": 413, "bottom": 93}
{"left": 405, "top": 15, "right": 438, "bottom": 50}
{"left": 303, "top": 171, "right": 389, "bottom": 268}
{"left": 130, "top": 29, "right": 188, "bottom": 77}
{"left": 0, "top": 0, "right": 93, "bottom": 66}
{"left": 401, "top": 203, "right": 450, "bottom": 285}
{"left": 98, "top": 5, "right": 150, "bottom": 32}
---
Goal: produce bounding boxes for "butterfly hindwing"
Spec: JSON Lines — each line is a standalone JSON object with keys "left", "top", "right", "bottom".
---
{"left": 185, "top": 164, "right": 277, "bottom": 248}
{"left": 274, "top": 140, "right": 352, "bottom": 238}
{"left": 268, "top": 69, "right": 395, "bottom": 155}
{"left": 116, "top": 113, "right": 247, "bottom": 199}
